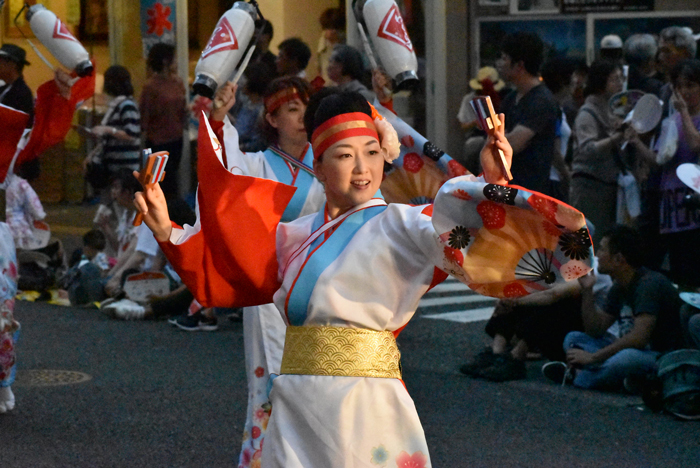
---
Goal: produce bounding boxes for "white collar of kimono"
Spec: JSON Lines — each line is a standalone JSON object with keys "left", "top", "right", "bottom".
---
{"left": 283, "top": 198, "right": 387, "bottom": 277}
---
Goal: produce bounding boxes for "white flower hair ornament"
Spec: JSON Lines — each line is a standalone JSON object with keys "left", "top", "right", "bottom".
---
{"left": 368, "top": 102, "right": 401, "bottom": 163}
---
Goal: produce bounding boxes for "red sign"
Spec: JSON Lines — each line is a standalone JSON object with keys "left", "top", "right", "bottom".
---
{"left": 52, "top": 19, "right": 79, "bottom": 42}
{"left": 146, "top": 3, "right": 173, "bottom": 36}
{"left": 201, "top": 17, "right": 239, "bottom": 59}
{"left": 377, "top": 4, "right": 413, "bottom": 52}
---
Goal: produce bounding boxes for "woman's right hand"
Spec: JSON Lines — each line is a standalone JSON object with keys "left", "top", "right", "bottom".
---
{"left": 210, "top": 81, "right": 237, "bottom": 122}
{"left": 132, "top": 171, "right": 172, "bottom": 242}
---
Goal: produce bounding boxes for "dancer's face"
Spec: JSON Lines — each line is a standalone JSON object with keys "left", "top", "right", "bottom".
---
{"left": 266, "top": 98, "right": 308, "bottom": 144}
{"left": 314, "top": 135, "right": 384, "bottom": 218}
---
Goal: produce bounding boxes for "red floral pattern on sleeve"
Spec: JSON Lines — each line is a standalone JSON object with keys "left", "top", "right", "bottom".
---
{"left": 476, "top": 200, "right": 506, "bottom": 229}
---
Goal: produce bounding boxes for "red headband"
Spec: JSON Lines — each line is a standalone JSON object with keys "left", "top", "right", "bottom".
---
{"left": 264, "top": 87, "right": 302, "bottom": 114}
{"left": 311, "top": 112, "right": 379, "bottom": 159}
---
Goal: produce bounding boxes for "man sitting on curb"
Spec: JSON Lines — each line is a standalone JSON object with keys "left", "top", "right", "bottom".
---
{"left": 543, "top": 225, "right": 683, "bottom": 392}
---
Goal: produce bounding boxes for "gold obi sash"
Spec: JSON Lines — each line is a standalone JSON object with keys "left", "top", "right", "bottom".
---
{"left": 280, "top": 326, "right": 402, "bottom": 379}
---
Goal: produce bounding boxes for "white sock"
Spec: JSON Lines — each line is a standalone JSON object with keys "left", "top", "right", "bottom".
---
{"left": 0, "top": 386, "right": 15, "bottom": 413}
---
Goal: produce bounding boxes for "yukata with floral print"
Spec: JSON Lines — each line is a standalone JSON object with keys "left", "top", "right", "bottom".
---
{"left": 4, "top": 173, "right": 46, "bottom": 250}
{"left": 137, "top": 90, "right": 593, "bottom": 467}
{"left": 0, "top": 223, "right": 19, "bottom": 413}
{"left": 206, "top": 78, "right": 325, "bottom": 467}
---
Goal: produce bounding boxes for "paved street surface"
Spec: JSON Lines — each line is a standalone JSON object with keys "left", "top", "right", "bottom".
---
{"left": 4, "top": 300, "right": 700, "bottom": 467}
{"left": 3, "top": 204, "right": 700, "bottom": 467}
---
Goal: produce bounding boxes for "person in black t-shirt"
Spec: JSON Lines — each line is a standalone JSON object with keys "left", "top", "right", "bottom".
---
{"left": 495, "top": 32, "right": 559, "bottom": 195}
{"left": 544, "top": 225, "right": 683, "bottom": 392}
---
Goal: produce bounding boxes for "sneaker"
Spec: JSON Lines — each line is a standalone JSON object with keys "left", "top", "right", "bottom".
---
{"left": 478, "top": 354, "right": 527, "bottom": 382}
{"left": 173, "top": 311, "right": 218, "bottom": 332}
{"left": 542, "top": 361, "right": 572, "bottom": 386}
{"left": 460, "top": 348, "right": 497, "bottom": 376}
{"left": 102, "top": 299, "right": 146, "bottom": 320}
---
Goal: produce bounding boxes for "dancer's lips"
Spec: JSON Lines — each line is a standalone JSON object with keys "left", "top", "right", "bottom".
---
{"left": 351, "top": 180, "right": 370, "bottom": 188}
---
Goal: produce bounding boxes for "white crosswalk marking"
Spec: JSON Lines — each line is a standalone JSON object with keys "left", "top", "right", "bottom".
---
{"left": 418, "top": 277, "right": 496, "bottom": 323}
{"left": 423, "top": 307, "right": 494, "bottom": 323}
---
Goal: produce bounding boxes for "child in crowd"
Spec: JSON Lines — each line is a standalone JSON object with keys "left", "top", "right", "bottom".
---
{"left": 4, "top": 172, "right": 46, "bottom": 250}
{"left": 93, "top": 168, "right": 141, "bottom": 260}
{"left": 82, "top": 229, "right": 110, "bottom": 274}
{"left": 61, "top": 230, "right": 110, "bottom": 306}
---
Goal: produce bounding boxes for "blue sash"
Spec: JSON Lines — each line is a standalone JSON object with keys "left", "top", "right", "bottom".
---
{"left": 264, "top": 146, "right": 317, "bottom": 222}
{"left": 285, "top": 204, "right": 387, "bottom": 326}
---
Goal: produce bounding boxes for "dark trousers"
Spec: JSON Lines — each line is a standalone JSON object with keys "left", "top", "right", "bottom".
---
{"left": 485, "top": 297, "right": 583, "bottom": 362}
{"left": 150, "top": 287, "right": 194, "bottom": 319}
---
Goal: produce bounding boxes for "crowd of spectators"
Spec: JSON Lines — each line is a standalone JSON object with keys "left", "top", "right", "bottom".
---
{"left": 2, "top": 4, "right": 699, "bottom": 403}
{"left": 459, "top": 26, "right": 700, "bottom": 397}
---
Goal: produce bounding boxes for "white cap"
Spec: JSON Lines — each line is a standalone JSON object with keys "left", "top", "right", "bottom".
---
{"left": 601, "top": 35, "right": 623, "bottom": 49}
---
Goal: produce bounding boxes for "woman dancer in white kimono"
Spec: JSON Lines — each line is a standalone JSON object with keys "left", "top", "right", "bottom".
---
{"left": 136, "top": 92, "right": 590, "bottom": 467}
{"left": 209, "top": 76, "right": 325, "bottom": 467}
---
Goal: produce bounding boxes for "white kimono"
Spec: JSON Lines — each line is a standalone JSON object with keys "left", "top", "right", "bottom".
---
{"left": 264, "top": 198, "right": 444, "bottom": 467}
{"left": 163, "top": 115, "right": 593, "bottom": 467}
{"left": 218, "top": 117, "right": 326, "bottom": 467}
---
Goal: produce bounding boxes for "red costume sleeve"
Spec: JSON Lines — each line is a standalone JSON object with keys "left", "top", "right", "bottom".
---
{"left": 159, "top": 113, "right": 296, "bottom": 308}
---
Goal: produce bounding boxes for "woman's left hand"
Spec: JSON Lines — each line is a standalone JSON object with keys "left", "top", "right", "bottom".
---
{"left": 479, "top": 113, "right": 513, "bottom": 185}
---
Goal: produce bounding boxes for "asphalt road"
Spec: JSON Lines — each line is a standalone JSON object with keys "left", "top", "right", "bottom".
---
{"left": 3, "top": 300, "right": 700, "bottom": 468}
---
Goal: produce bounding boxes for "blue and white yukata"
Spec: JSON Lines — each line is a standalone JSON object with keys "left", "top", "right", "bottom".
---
{"left": 217, "top": 117, "right": 326, "bottom": 467}
{"left": 162, "top": 115, "right": 593, "bottom": 468}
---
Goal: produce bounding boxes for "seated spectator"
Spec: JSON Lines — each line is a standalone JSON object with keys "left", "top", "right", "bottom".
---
{"left": 104, "top": 222, "right": 160, "bottom": 297}
{"left": 61, "top": 229, "right": 109, "bottom": 305}
{"left": 680, "top": 301, "right": 700, "bottom": 349}
{"left": 496, "top": 31, "right": 559, "bottom": 195}
{"left": 81, "top": 229, "right": 110, "bottom": 274}
{"left": 624, "top": 34, "right": 663, "bottom": 97}
{"left": 543, "top": 226, "right": 684, "bottom": 392}
{"left": 94, "top": 168, "right": 140, "bottom": 259}
{"left": 461, "top": 255, "right": 612, "bottom": 382}
{"left": 108, "top": 198, "right": 196, "bottom": 321}
{"left": 326, "top": 44, "right": 374, "bottom": 101}
{"left": 276, "top": 37, "right": 311, "bottom": 78}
